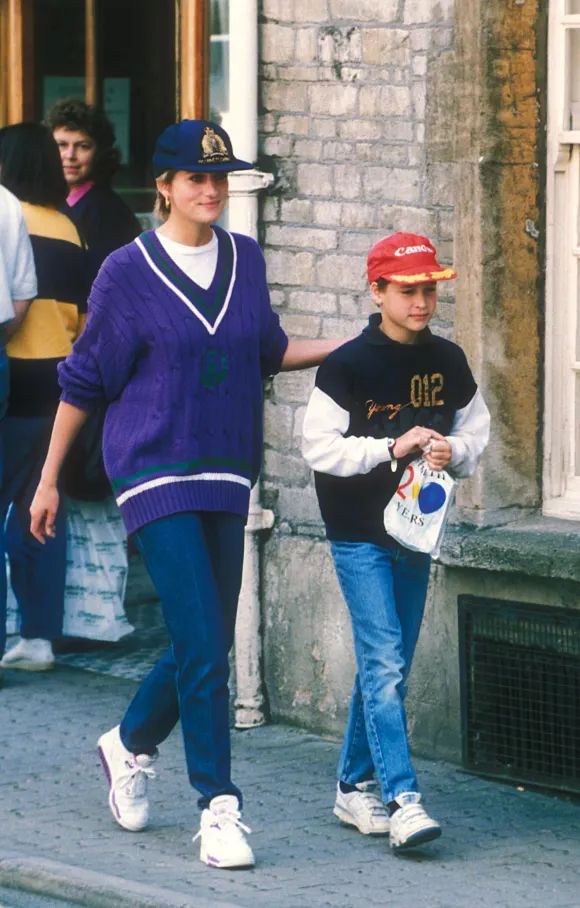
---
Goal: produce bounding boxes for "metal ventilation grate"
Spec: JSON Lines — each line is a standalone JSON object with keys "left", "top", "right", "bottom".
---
{"left": 459, "top": 596, "right": 580, "bottom": 792}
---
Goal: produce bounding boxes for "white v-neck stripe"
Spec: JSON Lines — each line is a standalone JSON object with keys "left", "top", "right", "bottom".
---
{"left": 135, "top": 231, "right": 237, "bottom": 336}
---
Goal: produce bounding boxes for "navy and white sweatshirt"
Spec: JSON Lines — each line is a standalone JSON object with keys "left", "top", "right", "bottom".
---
{"left": 302, "top": 313, "right": 490, "bottom": 547}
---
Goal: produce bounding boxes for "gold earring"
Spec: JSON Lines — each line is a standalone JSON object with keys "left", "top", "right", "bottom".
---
{"left": 165, "top": 196, "right": 171, "bottom": 208}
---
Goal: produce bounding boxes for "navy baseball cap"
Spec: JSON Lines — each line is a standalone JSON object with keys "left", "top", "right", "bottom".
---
{"left": 152, "top": 119, "right": 253, "bottom": 177}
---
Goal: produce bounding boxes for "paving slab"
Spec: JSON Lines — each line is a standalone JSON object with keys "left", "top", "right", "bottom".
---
{"left": 0, "top": 602, "right": 580, "bottom": 908}
{"left": 1, "top": 605, "right": 580, "bottom": 908}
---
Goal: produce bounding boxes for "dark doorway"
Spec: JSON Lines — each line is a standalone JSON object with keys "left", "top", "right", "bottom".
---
{"left": 33, "top": 0, "right": 177, "bottom": 217}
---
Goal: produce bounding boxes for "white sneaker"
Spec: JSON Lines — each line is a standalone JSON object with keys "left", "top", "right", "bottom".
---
{"left": 333, "top": 781, "right": 390, "bottom": 835}
{"left": 97, "top": 726, "right": 157, "bottom": 832}
{"left": 0, "top": 638, "right": 54, "bottom": 671}
{"left": 193, "top": 794, "right": 255, "bottom": 869}
{"left": 389, "top": 792, "right": 441, "bottom": 851}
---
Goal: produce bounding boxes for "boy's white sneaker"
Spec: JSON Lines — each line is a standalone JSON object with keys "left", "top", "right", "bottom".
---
{"left": 333, "top": 781, "right": 390, "bottom": 835}
{"left": 0, "top": 638, "right": 54, "bottom": 671}
{"left": 97, "top": 725, "right": 156, "bottom": 832}
{"left": 193, "top": 795, "right": 255, "bottom": 869}
{"left": 389, "top": 792, "right": 441, "bottom": 851}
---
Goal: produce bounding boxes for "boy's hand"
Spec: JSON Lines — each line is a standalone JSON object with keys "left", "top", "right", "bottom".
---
{"left": 392, "top": 426, "right": 446, "bottom": 461}
{"left": 423, "top": 438, "right": 452, "bottom": 471}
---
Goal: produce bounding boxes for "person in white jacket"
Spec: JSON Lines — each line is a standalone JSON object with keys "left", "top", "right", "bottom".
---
{"left": 0, "top": 184, "right": 37, "bottom": 683}
{"left": 302, "top": 232, "right": 490, "bottom": 853}
{"left": 0, "top": 185, "right": 37, "bottom": 397}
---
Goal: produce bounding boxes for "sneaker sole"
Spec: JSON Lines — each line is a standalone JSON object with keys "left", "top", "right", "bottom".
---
{"left": 0, "top": 660, "right": 54, "bottom": 671}
{"left": 199, "top": 846, "right": 255, "bottom": 870}
{"left": 391, "top": 825, "right": 442, "bottom": 852}
{"left": 97, "top": 743, "right": 149, "bottom": 833}
{"left": 333, "top": 804, "right": 390, "bottom": 836}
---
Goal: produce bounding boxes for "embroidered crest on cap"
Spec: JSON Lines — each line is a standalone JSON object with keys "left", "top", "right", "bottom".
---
{"left": 199, "top": 127, "right": 230, "bottom": 164}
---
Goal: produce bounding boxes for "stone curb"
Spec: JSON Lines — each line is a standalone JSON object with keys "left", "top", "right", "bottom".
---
{"left": 0, "top": 856, "right": 239, "bottom": 908}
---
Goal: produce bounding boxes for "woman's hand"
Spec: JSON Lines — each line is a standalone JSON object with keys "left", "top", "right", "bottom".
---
{"left": 28, "top": 400, "right": 89, "bottom": 542}
{"left": 30, "top": 481, "right": 60, "bottom": 544}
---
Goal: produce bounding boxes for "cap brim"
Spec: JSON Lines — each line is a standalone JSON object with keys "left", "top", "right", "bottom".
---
{"left": 387, "top": 267, "right": 457, "bottom": 285}
{"left": 154, "top": 158, "right": 254, "bottom": 176}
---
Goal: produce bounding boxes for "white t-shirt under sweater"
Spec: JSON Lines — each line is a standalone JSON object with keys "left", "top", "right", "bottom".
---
{"left": 155, "top": 230, "right": 218, "bottom": 289}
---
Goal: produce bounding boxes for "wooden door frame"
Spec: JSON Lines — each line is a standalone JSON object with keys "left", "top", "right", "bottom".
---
{"left": 178, "top": 0, "right": 208, "bottom": 119}
{"left": 2, "top": 0, "right": 34, "bottom": 124}
{"left": 84, "top": 0, "right": 99, "bottom": 105}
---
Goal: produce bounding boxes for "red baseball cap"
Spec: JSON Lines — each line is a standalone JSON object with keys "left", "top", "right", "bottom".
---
{"left": 367, "top": 232, "right": 457, "bottom": 285}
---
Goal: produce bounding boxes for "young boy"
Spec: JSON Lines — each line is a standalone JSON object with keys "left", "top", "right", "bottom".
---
{"left": 302, "top": 232, "right": 490, "bottom": 851}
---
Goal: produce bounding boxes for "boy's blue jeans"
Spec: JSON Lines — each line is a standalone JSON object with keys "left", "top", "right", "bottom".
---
{"left": 120, "top": 511, "right": 245, "bottom": 809}
{"left": 330, "top": 540, "right": 431, "bottom": 803}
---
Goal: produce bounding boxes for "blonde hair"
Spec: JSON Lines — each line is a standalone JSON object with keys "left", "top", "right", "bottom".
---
{"left": 154, "top": 170, "right": 176, "bottom": 222}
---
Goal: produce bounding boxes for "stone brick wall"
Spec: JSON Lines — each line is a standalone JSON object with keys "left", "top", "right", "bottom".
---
{"left": 259, "top": 0, "right": 458, "bottom": 532}
{"left": 257, "top": 0, "right": 461, "bottom": 733}
{"left": 256, "top": 0, "right": 548, "bottom": 756}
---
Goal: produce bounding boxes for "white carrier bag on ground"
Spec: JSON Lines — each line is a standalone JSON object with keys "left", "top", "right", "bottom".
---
{"left": 8, "top": 498, "right": 134, "bottom": 641}
{"left": 383, "top": 457, "right": 456, "bottom": 558}
{"left": 62, "top": 497, "right": 133, "bottom": 641}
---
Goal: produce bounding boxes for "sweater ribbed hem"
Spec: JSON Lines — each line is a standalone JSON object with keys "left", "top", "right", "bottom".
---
{"left": 118, "top": 478, "right": 251, "bottom": 535}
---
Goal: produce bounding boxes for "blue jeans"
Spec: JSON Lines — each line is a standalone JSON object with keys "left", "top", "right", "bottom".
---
{"left": 330, "top": 540, "right": 431, "bottom": 803}
{"left": 120, "top": 511, "right": 245, "bottom": 809}
{"left": 0, "top": 416, "right": 67, "bottom": 657}
{"left": 0, "top": 346, "right": 8, "bottom": 423}
{"left": 0, "top": 345, "right": 7, "bottom": 654}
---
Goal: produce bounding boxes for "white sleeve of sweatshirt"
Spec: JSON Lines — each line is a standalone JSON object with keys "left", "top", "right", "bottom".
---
{"left": 302, "top": 386, "right": 394, "bottom": 477}
{"left": 445, "top": 388, "right": 490, "bottom": 478}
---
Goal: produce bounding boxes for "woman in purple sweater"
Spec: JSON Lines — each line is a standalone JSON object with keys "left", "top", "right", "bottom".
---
{"left": 30, "top": 119, "right": 341, "bottom": 870}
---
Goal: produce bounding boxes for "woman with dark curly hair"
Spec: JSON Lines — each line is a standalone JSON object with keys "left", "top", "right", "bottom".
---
{"left": 45, "top": 98, "right": 141, "bottom": 279}
{"left": 46, "top": 99, "right": 142, "bottom": 505}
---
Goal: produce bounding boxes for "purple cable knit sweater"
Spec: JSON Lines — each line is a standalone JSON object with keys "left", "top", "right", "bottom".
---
{"left": 58, "top": 227, "right": 288, "bottom": 533}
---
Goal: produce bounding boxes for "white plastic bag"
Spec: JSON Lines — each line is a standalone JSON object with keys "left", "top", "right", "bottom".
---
{"left": 62, "top": 497, "right": 133, "bottom": 641}
{"left": 7, "top": 498, "right": 133, "bottom": 641}
{"left": 383, "top": 457, "right": 456, "bottom": 557}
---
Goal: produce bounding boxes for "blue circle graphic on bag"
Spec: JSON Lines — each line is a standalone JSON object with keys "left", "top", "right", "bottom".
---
{"left": 418, "top": 481, "right": 447, "bottom": 514}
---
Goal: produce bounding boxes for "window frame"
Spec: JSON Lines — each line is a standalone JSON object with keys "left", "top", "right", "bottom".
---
{"left": 0, "top": 0, "right": 208, "bottom": 127}
{"left": 544, "top": 1, "right": 580, "bottom": 519}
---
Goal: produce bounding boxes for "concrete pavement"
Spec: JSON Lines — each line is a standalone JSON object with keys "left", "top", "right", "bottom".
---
{"left": 1, "top": 604, "right": 580, "bottom": 908}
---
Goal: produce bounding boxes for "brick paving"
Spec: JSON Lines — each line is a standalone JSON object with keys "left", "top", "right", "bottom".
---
{"left": 1, "top": 607, "right": 580, "bottom": 908}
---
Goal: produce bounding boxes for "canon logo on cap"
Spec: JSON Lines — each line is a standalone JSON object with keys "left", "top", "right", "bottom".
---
{"left": 394, "top": 244, "right": 434, "bottom": 257}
